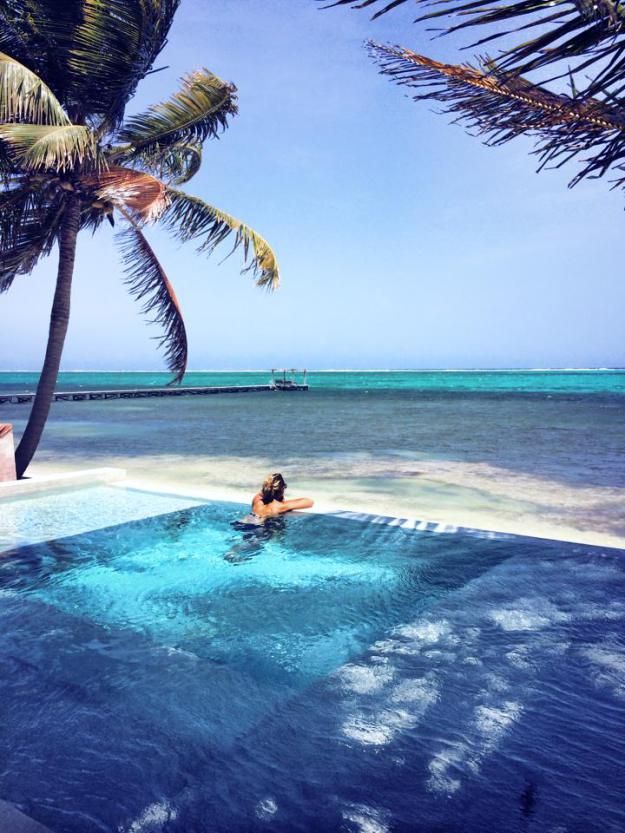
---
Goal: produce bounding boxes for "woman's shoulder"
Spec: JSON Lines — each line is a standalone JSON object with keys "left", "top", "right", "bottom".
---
{"left": 252, "top": 494, "right": 272, "bottom": 516}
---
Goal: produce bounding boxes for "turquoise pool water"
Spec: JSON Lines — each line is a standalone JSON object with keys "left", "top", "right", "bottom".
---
{"left": 0, "top": 493, "right": 624, "bottom": 832}
{"left": 0, "top": 486, "right": 203, "bottom": 552}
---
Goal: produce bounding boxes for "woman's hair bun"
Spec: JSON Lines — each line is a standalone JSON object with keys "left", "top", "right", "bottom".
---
{"left": 261, "top": 472, "right": 286, "bottom": 503}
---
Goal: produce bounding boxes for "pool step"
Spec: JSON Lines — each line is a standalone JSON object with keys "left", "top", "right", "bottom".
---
{"left": 0, "top": 799, "right": 53, "bottom": 833}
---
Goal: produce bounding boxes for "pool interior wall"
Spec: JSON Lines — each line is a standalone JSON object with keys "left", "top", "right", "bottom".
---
{"left": 0, "top": 488, "right": 624, "bottom": 833}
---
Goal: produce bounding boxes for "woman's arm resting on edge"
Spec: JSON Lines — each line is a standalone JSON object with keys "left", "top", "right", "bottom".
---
{"left": 280, "top": 497, "right": 314, "bottom": 512}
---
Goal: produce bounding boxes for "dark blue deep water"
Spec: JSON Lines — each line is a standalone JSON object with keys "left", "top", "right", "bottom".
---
{"left": 1, "top": 501, "right": 624, "bottom": 832}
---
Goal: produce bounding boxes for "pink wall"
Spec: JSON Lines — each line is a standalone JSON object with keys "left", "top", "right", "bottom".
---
{"left": 0, "top": 424, "right": 17, "bottom": 481}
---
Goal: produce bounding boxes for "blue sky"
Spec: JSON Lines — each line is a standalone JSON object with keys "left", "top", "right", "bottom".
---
{"left": 1, "top": 0, "right": 623, "bottom": 370}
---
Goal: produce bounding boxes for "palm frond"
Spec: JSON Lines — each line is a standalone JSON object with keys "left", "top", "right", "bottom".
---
{"left": 117, "top": 70, "right": 237, "bottom": 155}
{"left": 68, "top": 0, "right": 181, "bottom": 125}
{"left": 0, "top": 136, "right": 15, "bottom": 179}
{"left": 79, "top": 201, "right": 110, "bottom": 234}
{"left": 123, "top": 142, "right": 203, "bottom": 185}
{"left": 0, "top": 0, "right": 180, "bottom": 125}
{"left": 0, "top": 0, "right": 83, "bottom": 104}
{"left": 0, "top": 123, "right": 100, "bottom": 172}
{"left": 81, "top": 166, "right": 169, "bottom": 221}
{"left": 161, "top": 188, "right": 280, "bottom": 290}
{"left": 156, "top": 143, "right": 202, "bottom": 184}
{"left": 0, "top": 180, "right": 65, "bottom": 290}
{"left": 324, "top": 0, "right": 625, "bottom": 97}
{"left": 0, "top": 1, "right": 33, "bottom": 61}
{"left": 0, "top": 51, "right": 70, "bottom": 125}
{"left": 369, "top": 43, "right": 625, "bottom": 182}
{"left": 117, "top": 213, "right": 188, "bottom": 383}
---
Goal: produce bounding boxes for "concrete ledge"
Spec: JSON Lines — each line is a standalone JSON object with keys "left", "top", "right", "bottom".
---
{"left": 0, "top": 467, "right": 126, "bottom": 500}
{"left": 0, "top": 799, "right": 53, "bottom": 833}
{"left": 0, "top": 424, "right": 16, "bottom": 481}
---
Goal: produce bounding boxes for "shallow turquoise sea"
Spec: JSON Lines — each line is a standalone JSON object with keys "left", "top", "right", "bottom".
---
{"left": 2, "top": 368, "right": 625, "bottom": 395}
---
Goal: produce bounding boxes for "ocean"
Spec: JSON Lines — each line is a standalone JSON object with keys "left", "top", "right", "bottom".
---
{"left": 1, "top": 370, "right": 624, "bottom": 544}
{"left": 2, "top": 368, "right": 625, "bottom": 395}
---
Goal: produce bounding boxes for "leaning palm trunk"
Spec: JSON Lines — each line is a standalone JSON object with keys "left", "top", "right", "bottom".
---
{"left": 15, "top": 194, "right": 80, "bottom": 478}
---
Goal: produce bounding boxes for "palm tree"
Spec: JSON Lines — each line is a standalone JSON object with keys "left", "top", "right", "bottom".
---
{"left": 0, "top": 0, "right": 279, "bottom": 478}
{"left": 327, "top": 0, "right": 625, "bottom": 193}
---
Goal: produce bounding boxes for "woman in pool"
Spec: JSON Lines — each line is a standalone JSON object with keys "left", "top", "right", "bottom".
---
{"left": 226, "top": 474, "right": 313, "bottom": 562}
{"left": 251, "top": 473, "right": 314, "bottom": 518}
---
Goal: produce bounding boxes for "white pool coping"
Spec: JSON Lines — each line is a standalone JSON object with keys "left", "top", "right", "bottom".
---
{"left": 0, "top": 467, "right": 127, "bottom": 500}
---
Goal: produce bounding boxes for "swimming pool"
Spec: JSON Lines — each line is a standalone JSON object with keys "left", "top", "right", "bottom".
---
{"left": 1, "top": 489, "right": 624, "bottom": 832}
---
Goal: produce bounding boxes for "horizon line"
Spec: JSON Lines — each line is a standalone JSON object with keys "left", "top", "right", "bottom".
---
{"left": 1, "top": 367, "right": 623, "bottom": 373}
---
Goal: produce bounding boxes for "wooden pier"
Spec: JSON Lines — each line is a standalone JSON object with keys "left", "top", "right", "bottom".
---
{"left": 0, "top": 382, "right": 308, "bottom": 405}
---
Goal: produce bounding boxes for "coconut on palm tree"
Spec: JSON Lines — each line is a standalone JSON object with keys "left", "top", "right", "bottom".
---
{"left": 0, "top": 0, "right": 279, "bottom": 478}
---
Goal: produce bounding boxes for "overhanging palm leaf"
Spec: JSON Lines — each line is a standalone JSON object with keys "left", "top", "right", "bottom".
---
{"left": 326, "top": 0, "right": 625, "bottom": 187}
{"left": 117, "top": 70, "right": 237, "bottom": 157}
{"left": 163, "top": 189, "right": 280, "bottom": 290}
{"left": 117, "top": 213, "right": 188, "bottom": 383}
{"left": 369, "top": 44, "right": 625, "bottom": 180}
{"left": 325, "top": 0, "right": 625, "bottom": 97}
